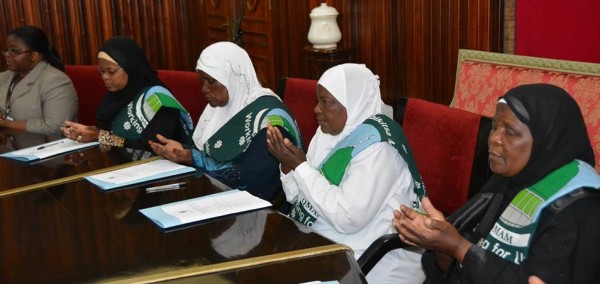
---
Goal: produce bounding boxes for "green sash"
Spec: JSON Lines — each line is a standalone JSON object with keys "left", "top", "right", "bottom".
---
{"left": 289, "top": 114, "right": 426, "bottom": 227}
{"left": 203, "top": 96, "right": 301, "bottom": 162}
{"left": 111, "top": 86, "right": 194, "bottom": 141}
{"left": 478, "top": 160, "right": 600, "bottom": 264}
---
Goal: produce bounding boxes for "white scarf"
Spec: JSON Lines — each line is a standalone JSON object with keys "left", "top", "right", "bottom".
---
{"left": 307, "top": 63, "right": 383, "bottom": 166}
{"left": 192, "top": 41, "right": 278, "bottom": 149}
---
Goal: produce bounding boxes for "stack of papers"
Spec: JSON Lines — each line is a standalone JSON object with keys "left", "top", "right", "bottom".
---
{"left": 140, "top": 189, "right": 271, "bottom": 229}
{"left": 0, "top": 138, "right": 99, "bottom": 162}
{"left": 84, "top": 159, "right": 197, "bottom": 190}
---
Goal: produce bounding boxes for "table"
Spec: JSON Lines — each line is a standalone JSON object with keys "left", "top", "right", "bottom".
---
{"left": 0, "top": 130, "right": 157, "bottom": 197}
{"left": 0, "top": 172, "right": 366, "bottom": 283}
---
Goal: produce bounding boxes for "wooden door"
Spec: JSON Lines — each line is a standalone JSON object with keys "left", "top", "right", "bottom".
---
{"left": 202, "top": 0, "right": 276, "bottom": 90}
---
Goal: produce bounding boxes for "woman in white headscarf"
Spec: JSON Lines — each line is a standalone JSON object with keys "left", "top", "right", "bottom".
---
{"left": 150, "top": 41, "right": 302, "bottom": 204}
{"left": 267, "top": 63, "right": 427, "bottom": 283}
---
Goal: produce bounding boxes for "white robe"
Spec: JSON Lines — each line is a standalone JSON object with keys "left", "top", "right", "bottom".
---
{"left": 281, "top": 142, "right": 425, "bottom": 284}
{"left": 281, "top": 63, "right": 425, "bottom": 283}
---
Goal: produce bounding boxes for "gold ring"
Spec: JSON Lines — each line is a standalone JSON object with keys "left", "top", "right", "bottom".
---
{"left": 77, "top": 135, "right": 82, "bottom": 141}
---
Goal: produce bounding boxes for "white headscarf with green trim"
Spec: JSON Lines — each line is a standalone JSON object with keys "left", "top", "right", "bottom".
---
{"left": 193, "top": 41, "right": 278, "bottom": 149}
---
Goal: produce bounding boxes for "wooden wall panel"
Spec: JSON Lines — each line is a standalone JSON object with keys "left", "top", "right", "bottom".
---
{"left": 352, "top": 0, "right": 399, "bottom": 105}
{"left": 0, "top": 0, "right": 204, "bottom": 72}
{"left": 0, "top": 0, "right": 502, "bottom": 105}
{"left": 352, "top": 0, "right": 502, "bottom": 106}
{"left": 240, "top": 0, "right": 275, "bottom": 89}
{"left": 201, "top": 0, "right": 277, "bottom": 89}
{"left": 272, "top": 1, "right": 313, "bottom": 79}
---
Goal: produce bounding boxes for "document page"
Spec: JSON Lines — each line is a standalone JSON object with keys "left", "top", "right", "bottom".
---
{"left": 84, "top": 159, "right": 197, "bottom": 190}
{"left": 89, "top": 159, "right": 189, "bottom": 185}
{"left": 140, "top": 190, "right": 271, "bottom": 229}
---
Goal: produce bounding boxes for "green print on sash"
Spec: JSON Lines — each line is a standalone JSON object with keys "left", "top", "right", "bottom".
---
{"left": 479, "top": 160, "right": 600, "bottom": 264}
{"left": 204, "top": 96, "right": 301, "bottom": 162}
{"left": 111, "top": 86, "right": 194, "bottom": 141}
{"left": 320, "top": 115, "right": 426, "bottom": 208}
{"left": 289, "top": 114, "right": 427, "bottom": 226}
{"left": 144, "top": 86, "right": 194, "bottom": 132}
{"left": 320, "top": 147, "right": 354, "bottom": 186}
{"left": 266, "top": 112, "right": 299, "bottom": 143}
{"left": 147, "top": 92, "right": 186, "bottom": 114}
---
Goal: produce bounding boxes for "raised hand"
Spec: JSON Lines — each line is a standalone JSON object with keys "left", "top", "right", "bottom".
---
{"left": 61, "top": 120, "right": 100, "bottom": 142}
{"left": 266, "top": 124, "right": 306, "bottom": 173}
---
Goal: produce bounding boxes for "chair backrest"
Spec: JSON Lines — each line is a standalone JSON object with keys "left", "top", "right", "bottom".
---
{"left": 451, "top": 49, "right": 600, "bottom": 172}
{"left": 64, "top": 65, "right": 206, "bottom": 127}
{"left": 398, "top": 97, "right": 491, "bottom": 216}
{"left": 358, "top": 97, "right": 492, "bottom": 275}
{"left": 277, "top": 77, "right": 319, "bottom": 150}
{"left": 157, "top": 69, "right": 206, "bottom": 124}
{"left": 64, "top": 65, "right": 105, "bottom": 126}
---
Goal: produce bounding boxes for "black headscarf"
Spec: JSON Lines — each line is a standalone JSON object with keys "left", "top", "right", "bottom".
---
{"left": 95, "top": 36, "right": 165, "bottom": 130}
{"left": 502, "top": 83, "right": 594, "bottom": 185}
{"left": 9, "top": 26, "right": 64, "bottom": 71}
{"left": 481, "top": 83, "right": 595, "bottom": 206}
{"left": 472, "top": 83, "right": 596, "bottom": 239}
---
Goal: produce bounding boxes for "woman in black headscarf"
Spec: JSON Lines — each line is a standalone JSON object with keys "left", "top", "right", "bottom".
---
{"left": 61, "top": 36, "right": 193, "bottom": 151}
{"left": 394, "top": 84, "right": 600, "bottom": 283}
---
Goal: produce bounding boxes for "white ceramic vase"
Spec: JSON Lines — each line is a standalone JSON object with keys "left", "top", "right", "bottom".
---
{"left": 307, "top": 3, "right": 342, "bottom": 49}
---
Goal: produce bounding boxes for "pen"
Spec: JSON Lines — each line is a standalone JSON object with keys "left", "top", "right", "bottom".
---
{"left": 37, "top": 140, "right": 65, "bottom": 150}
{"left": 146, "top": 182, "right": 187, "bottom": 193}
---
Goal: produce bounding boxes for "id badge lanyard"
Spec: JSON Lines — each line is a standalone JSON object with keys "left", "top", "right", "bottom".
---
{"left": 2, "top": 74, "right": 19, "bottom": 121}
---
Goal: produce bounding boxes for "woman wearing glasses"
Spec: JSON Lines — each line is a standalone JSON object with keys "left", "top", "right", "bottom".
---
{"left": 0, "top": 26, "right": 78, "bottom": 135}
{"left": 62, "top": 36, "right": 193, "bottom": 151}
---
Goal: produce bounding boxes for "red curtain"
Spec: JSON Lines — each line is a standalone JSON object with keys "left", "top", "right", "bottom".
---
{"left": 516, "top": 0, "right": 600, "bottom": 63}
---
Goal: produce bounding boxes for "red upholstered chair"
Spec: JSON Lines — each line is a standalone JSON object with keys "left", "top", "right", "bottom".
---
{"left": 276, "top": 77, "right": 319, "bottom": 150}
{"left": 399, "top": 97, "right": 491, "bottom": 215}
{"left": 358, "top": 97, "right": 492, "bottom": 274}
{"left": 64, "top": 65, "right": 106, "bottom": 126}
{"left": 157, "top": 70, "right": 206, "bottom": 125}
{"left": 451, "top": 49, "right": 600, "bottom": 172}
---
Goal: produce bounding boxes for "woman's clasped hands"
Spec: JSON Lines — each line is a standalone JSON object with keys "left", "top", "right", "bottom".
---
{"left": 265, "top": 124, "right": 305, "bottom": 174}
{"left": 148, "top": 134, "right": 192, "bottom": 164}
{"left": 393, "top": 196, "right": 473, "bottom": 263}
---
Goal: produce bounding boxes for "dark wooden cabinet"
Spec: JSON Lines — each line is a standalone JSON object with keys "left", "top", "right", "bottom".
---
{"left": 303, "top": 45, "right": 353, "bottom": 80}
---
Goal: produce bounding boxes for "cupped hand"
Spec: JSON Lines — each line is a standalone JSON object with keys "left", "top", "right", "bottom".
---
{"left": 393, "top": 197, "right": 473, "bottom": 262}
{"left": 62, "top": 120, "right": 99, "bottom": 142}
{"left": 266, "top": 124, "right": 306, "bottom": 173}
{"left": 528, "top": 276, "right": 546, "bottom": 284}
{"left": 148, "top": 134, "right": 192, "bottom": 164}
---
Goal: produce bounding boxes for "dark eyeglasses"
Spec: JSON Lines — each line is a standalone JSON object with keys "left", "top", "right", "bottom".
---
{"left": 97, "top": 66, "right": 124, "bottom": 76}
{"left": 1, "top": 47, "right": 32, "bottom": 57}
